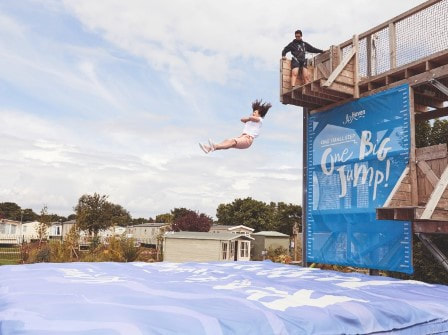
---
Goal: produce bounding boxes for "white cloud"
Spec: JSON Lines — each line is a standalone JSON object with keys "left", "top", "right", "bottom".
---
{"left": 60, "top": 0, "right": 423, "bottom": 86}
{"left": 0, "top": 0, "right": 426, "bottom": 218}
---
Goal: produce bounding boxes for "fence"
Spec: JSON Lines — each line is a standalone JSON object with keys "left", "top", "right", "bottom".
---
{"left": 340, "top": 0, "right": 448, "bottom": 79}
{"left": 0, "top": 234, "right": 162, "bottom": 265}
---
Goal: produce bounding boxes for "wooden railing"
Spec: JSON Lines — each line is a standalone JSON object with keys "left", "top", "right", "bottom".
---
{"left": 280, "top": 0, "right": 448, "bottom": 107}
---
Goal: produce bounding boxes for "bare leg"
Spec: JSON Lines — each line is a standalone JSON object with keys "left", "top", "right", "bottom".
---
{"left": 291, "top": 68, "right": 299, "bottom": 87}
{"left": 210, "top": 139, "right": 236, "bottom": 150}
{"left": 302, "top": 67, "right": 311, "bottom": 84}
{"left": 213, "top": 139, "right": 237, "bottom": 151}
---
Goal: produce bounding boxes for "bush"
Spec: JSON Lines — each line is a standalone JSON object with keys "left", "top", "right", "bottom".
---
{"left": 136, "top": 248, "right": 156, "bottom": 262}
{"left": 20, "top": 236, "right": 158, "bottom": 264}
{"left": 266, "top": 246, "right": 292, "bottom": 264}
{"left": 49, "top": 240, "right": 72, "bottom": 263}
{"left": 120, "top": 237, "right": 140, "bottom": 262}
{"left": 32, "top": 245, "right": 51, "bottom": 263}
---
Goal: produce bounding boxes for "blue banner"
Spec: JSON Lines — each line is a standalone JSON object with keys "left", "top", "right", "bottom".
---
{"left": 306, "top": 84, "right": 413, "bottom": 273}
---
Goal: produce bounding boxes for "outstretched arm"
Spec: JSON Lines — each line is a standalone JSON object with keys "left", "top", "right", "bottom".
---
{"left": 241, "top": 116, "right": 261, "bottom": 123}
{"left": 304, "top": 41, "right": 323, "bottom": 54}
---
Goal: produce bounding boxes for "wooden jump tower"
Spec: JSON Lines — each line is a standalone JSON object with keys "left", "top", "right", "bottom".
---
{"left": 281, "top": 0, "right": 448, "bottom": 272}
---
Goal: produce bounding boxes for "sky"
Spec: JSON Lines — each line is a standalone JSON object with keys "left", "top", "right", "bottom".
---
{"left": 0, "top": 0, "right": 424, "bottom": 219}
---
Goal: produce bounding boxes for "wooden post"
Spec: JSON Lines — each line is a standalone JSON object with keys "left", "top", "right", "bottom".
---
{"left": 409, "top": 87, "right": 418, "bottom": 206}
{"left": 353, "top": 34, "right": 360, "bottom": 98}
{"left": 302, "top": 107, "right": 309, "bottom": 266}
{"left": 280, "top": 59, "right": 284, "bottom": 103}
{"left": 366, "top": 34, "right": 372, "bottom": 77}
{"left": 389, "top": 22, "right": 397, "bottom": 70}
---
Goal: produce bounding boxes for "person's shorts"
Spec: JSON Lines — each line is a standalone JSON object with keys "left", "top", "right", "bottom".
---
{"left": 291, "top": 59, "right": 307, "bottom": 70}
{"left": 233, "top": 134, "right": 254, "bottom": 149}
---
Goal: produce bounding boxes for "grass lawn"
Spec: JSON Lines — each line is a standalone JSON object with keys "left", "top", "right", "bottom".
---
{"left": 0, "top": 258, "right": 19, "bottom": 265}
{"left": 0, "top": 246, "right": 21, "bottom": 265}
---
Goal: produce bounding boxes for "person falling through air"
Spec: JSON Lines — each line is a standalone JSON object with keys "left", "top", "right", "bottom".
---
{"left": 199, "top": 99, "right": 272, "bottom": 154}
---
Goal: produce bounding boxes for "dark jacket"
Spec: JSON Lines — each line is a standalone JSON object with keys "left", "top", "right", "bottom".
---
{"left": 282, "top": 39, "right": 323, "bottom": 62}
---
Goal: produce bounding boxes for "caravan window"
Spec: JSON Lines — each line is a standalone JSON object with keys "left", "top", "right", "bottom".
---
{"left": 221, "top": 242, "right": 228, "bottom": 260}
{"left": 240, "top": 241, "right": 249, "bottom": 258}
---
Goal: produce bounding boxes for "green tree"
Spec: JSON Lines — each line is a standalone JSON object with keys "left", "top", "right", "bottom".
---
{"left": 430, "top": 119, "right": 448, "bottom": 146}
{"left": 65, "top": 224, "right": 80, "bottom": 260}
{"left": 36, "top": 206, "right": 51, "bottom": 244}
{"left": 272, "top": 202, "right": 302, "bottom": 235}
{"left": 0, "top": 202, "right": 38, "bottom": 221}
{"left": 216, "top": 197, "right": 274, "bottom": 232}
{"left": 171, "top": 208, "right": 192, "bottom": 222}
{"left": 415, "top": 120, "right": 431, "bottom": 148}
{"left": 67, "top": 214, "right": 77, "bottom": 221}
{"left": 131, "top": 217, "right": 147, "bottom": 225}
{"left": 107, "top": 203, "right": 132, "bottom": 226}
{"left": 75, "top": 193, "right": 131, "bottom": 237}
{"left": 0, "top": 202, "right": 21, "bottom": 220}
{"left": 155, "top": 213, "right": 173, "bottom": 223}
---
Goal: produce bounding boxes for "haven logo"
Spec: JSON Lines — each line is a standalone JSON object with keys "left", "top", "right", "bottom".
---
{"left": 343, "top": 109, "right": 366, "bottom": 125}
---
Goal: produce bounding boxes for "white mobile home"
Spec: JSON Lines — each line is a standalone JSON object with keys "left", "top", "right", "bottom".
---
{"left": 163, "top": 231, "right": 253, "bottom": 262}
{"left": 209, "top": 224, "right": 254, "bottom": 235}
{"left": 126, "top": 223, "right": 171, "bottom": 245}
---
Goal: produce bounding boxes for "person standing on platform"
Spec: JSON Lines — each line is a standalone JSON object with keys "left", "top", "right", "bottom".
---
{"left": 282, "top": 29, "right": 324, "bottom": 87}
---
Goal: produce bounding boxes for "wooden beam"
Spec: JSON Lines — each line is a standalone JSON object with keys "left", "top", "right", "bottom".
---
{"left": 292, "top": 90, "right": 326, "bottom": 107}
{"left": 421, "top": 165, "right": 448, "bottom": 220}
{"left": 376, "top": 208, "right": 395, "bottom": 220}
{"left": 359, "top": 49, "right": 448, "bottom": 86}
{"left": 414, "top": 95, "right": 444, "bottom": 109}
{"left": 413, "top": 221, "right": 448, "bottom": 234}
{"left": 282, "top": 53, "right": 448, "bottom": 110}
{"left": 353, "top": 35, "right": 360, "bottom": 98}
{"left": 317, "top": 63, "right": 330, "bottom": 78}
{"left": 410, "top": 87, "right": 419, "bottom": 206}
{"left": 330, "top": 45, "right": 341, "bottom": 72}
{"left": 321, "top": 80, "right": 355, "bottom": 95}
{"left": 383, "top": 167, "right": 409, "bottom": 207}
{"left": 397, "top": 207, "right": 416, "bottom": 220}
{"left": 306, "top": 62, "right": 448, "bottom": 114}
{"left": 310, "top": 81, "right": 349, "bottom": 99}
{"left": 414, "top": 87, "right": 447, "bottom": 102}
{"left": 416, "top": 143, "right": 447, "bottom": 160}
{"left": 280, "top": 59, "right": 284, "bottom": 103}
{"left": 366, "top": 34, "right": 372, "bottom": 77}
{"left": 417, "top": 160, "right": 440, "bottom": 188}
{"left": 302, "top": 86, "right": 340, "bottom": 102}
{"left": 323, "top": 48, "right": 356, "bottom": 87}
{"left": 414, "top": 104, "right": 428, "bottom": 113}
{"left": 363, "top": 63, "right": 448, "bottom": 98}
{"left": 415, "top": 107, "right": 448, "bottom": 121}
{"left": 389, "top": 22, "right": 397, "bottom": 69}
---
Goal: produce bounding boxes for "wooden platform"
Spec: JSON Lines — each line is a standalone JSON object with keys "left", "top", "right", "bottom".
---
{"left": 280, "top": 49, "right": 448, "bottom": 114}
{"left": 280, "top": 0, "right": 448, "bottom": 115}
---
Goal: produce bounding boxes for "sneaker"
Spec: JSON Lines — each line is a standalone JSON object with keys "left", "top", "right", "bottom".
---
{"left": 199, "top": 142, "right": 210, "bottom": 154}
{"left": 208, "top": 139, "right": 216, "bottom": 151}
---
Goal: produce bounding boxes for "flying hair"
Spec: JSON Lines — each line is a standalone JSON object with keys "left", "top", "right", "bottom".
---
{"left": 251, "top": 99, "right": 272, "bottom": 118}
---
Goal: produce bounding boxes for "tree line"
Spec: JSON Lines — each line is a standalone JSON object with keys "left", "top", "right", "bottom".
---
{"left": 0, "top": 196, "right": 301, "bottom": 237}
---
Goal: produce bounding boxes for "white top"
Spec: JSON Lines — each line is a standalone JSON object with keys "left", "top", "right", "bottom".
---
{"left": 242, "top": 118, "right": 263, "bottom": 138}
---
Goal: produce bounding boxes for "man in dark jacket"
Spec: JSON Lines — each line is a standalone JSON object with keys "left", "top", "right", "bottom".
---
{"left": 282, "top": 29, "right": 323, "bottom": 87}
